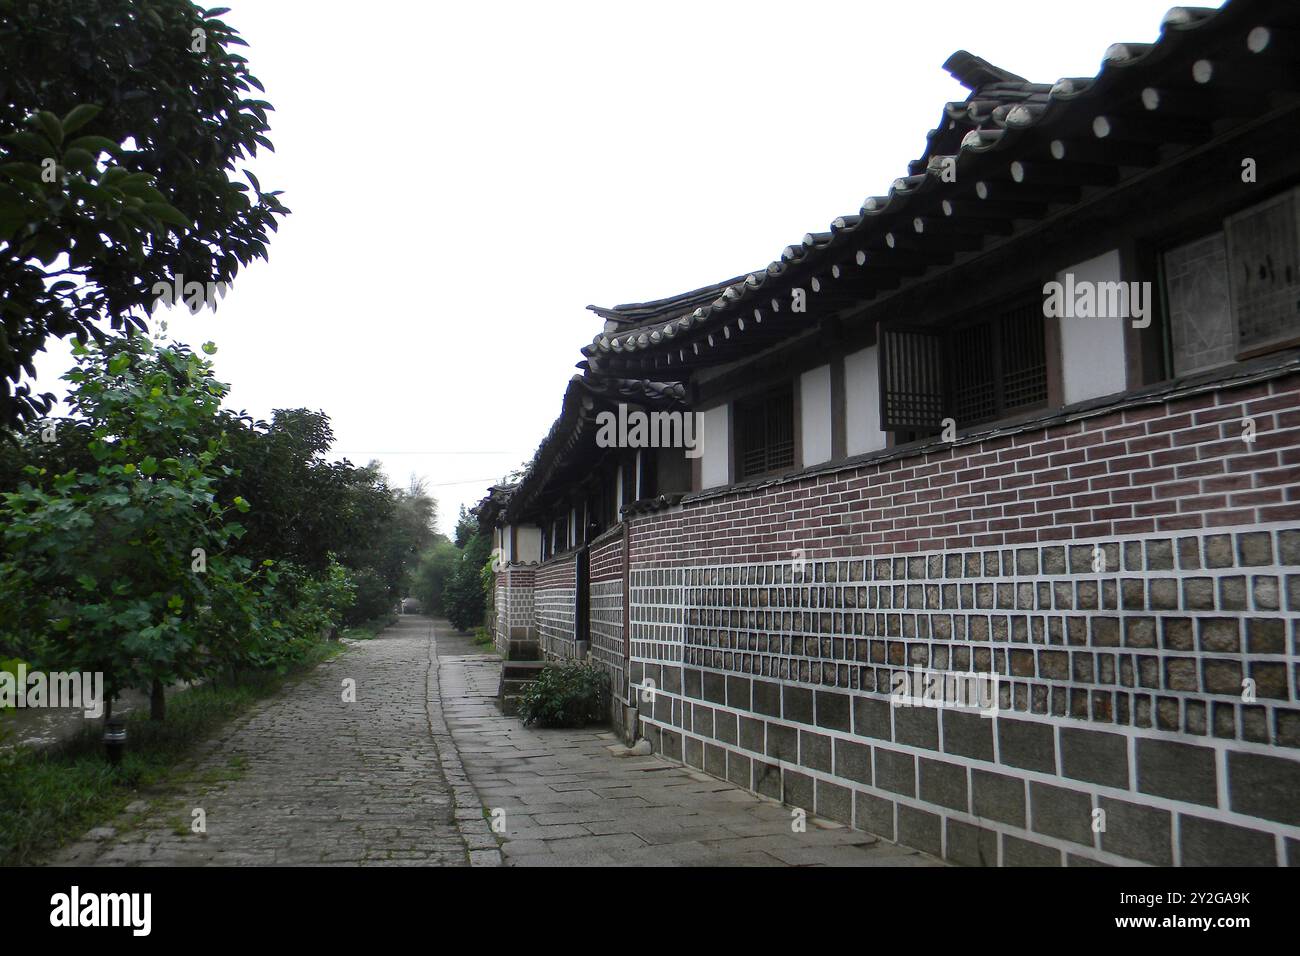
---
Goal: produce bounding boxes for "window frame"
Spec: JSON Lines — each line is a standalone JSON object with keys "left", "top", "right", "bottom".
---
{"left": 879, "top": 286, "right": 1051, "bottom": 438}
{"left": 732, "top": 383, "right": 797, "bottom": 481}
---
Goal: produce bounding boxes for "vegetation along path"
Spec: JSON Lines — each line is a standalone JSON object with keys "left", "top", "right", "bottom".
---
{"left": 49, "top": 617, "right": 485, "bottom": 867}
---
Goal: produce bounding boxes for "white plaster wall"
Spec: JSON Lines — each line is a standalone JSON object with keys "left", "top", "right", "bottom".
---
{"left": 844, "top": 345, "right": 888, "bottom": 456}
{"left": 800, "top": 364, "right": 833, "bottom": 466}
{"left": 700, "top": 404, "right": 730, "bottom": 488}
{"left": 1058, "top": 250, "right": 1129, "bottom": 404}
{"left": 515, "top": 526, "right": 542, "bottom": 564}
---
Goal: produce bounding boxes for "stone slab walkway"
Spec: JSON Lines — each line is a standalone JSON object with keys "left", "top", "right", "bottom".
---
{"left": 436, "top": 623, "right": 942, "bottom": 867}
{"left": 49, "top": 616, "right": 481, "bottom": 866}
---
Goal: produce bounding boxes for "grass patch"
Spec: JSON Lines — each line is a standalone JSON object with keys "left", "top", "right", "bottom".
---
{"left": 0, "top": 639, "right": 344, "bottom": 866}
{"left": 339, "top": 613, "right": 397, "bottom": 641}
{"left": 472, "top": 626, "right": 496, "bottom": 651}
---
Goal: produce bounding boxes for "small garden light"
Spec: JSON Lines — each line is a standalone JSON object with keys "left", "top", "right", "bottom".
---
{"left": 103, "top": 716, "right": 127, "bottom": 766}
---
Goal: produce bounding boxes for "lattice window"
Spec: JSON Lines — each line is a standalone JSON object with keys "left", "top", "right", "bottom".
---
{"left": 880, "top": 327, "right": 945, "bottom": 432}
{"left": 1000, "top": 296, "right": 1048, "bottom": 413}
{"left": 736, "top": 386, "right": 794, "bottom": 480}
{"left": 948, "top": 323, "right": 996, "bottom": 425}
{"left": 880, "top": 291, "right": 1049, "bottom": 434}
{"left": 1225, "top": 188, "right": 1300, "bottom": 359}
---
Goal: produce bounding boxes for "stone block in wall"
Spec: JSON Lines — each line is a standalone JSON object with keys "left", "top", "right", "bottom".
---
{"left": 1002, "top": 834, "right": 1062, "bottom": 866}
{"left": 946, "top": 819, "right": 999, "bottom": 867}
{"left": 815, "top": 779, "right": 853, "bottom": 824}
{"left": 815, "top": 690, "right": 852, "bottom": 731}
{"left": 897, "top": 805, "right": 942, "bottom": 857}
{"left": 998, "top": 718, "right": 1056, "bottom": 772}
{"left": 1060, "top": 726, "right": 1129, "bottom": 788}
{"left": 754, "top": 758, "right": 781, "bottom": 799}
{"left": 705, "top": 743, "right": 726, "bottom": 779}
{"left": 1029, "top": 781, "right": 1094, "bottom": 845}
{"left": 1227, "top": 751, "right": 1300, "bottom": 826}
{"left": 972, "top": 769, "right": 1026, "bottom": 827}
{"left": 783, "top": 769, "right": 814, "bottom": 811}
{"left": 873, "top": 747, "right": 916, "bottom": 797}
{"left": 942, "top": 710, "right": 995, "bottom": 761}
{"left": 894, "top": 707, "right": 939, "bottom": 750}
{"left": 1136, "top": 738, "right": 1217, "bottom": 807}
{"left": 855, "top": 791, "right": 895, "bottom": 841}
{"left": 1098, "top": 796, "right": 1173, "bottom": 866}
{"left": 766, "top": 722, "right": 797, "bottom": 763}
{"left": 799, "top": 729, "right": 832, "bottom": 772}
{"left": 918, "top": 757, "right": 968, "bottom": 812}
{"left": 1179, "top": 815, "right": 1276, "bottom": 866}
{"left": 834, "top": 738, "right": 872, "bottom": 785}
{"left": 853, "top": 696, "right": 890, "bottom": 741}
{"left": 727, "top": 752, "right": 752, "bottom": 789}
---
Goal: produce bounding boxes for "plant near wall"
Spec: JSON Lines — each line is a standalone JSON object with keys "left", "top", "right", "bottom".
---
{"left": 515, "top": 661, "right": 606, "bottom": 728}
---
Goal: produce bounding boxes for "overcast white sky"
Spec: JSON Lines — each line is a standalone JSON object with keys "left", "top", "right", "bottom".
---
{"left": 31, "top": 0, "right": 1217, "bottom": 536}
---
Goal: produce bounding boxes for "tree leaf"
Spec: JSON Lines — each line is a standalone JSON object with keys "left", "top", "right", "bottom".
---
{"left": 33, "top": 111, "right": 63, "bottom": 147}
{"left": 142, "top": 202, "right": 193, "bottom": 230}
{"left": 65, "top": 135, "right": 121, "bottom": 157}
{"left": 61, "top": 104, "right": 103, "bottom": 136}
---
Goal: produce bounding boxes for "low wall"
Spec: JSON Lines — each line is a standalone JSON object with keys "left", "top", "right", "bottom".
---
{"left": 627, "top": 369, "right": 1300, "bottom": 866}
{"left": 493, "top": 565, "right": 535, "bottom": 656}
{"left": 589, "top": 529, "right": 628, "bottom": 732}
{"left": 535, "top": 554, "right": 577, "bottom": 661}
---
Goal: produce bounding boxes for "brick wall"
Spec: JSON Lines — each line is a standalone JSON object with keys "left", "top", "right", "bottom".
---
{"left": 629, "top": 373, "right": 1300, "bottom": 566}
{"left": 493, "top": 565, "right": 535, "bottom": 655}
{"left": 535, "top": 554, "right": 577, "bottom": 660}
{"left": 589, "top": 530, "right": 626, "bottom": 717}
{"left": 627, "top": 370, "right": 1300, "bottom": 866}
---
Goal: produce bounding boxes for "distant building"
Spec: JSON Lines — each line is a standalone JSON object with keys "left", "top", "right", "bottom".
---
{"left": 481, "top": 0, "right": 1300, "bottom": 866}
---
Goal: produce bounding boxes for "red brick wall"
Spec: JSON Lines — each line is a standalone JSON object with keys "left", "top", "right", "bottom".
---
{"left": 630, "top": 373, "right": 1300, "bottom": 568}
{"left": 590, "top": 531, "right": 624, "bottom": 582}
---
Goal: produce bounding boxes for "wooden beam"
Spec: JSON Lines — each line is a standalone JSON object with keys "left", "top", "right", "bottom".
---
{"left": 1192, "top": 45, "right": 1300, "bottom": 90}
{"left": 1048, "top": 136, "right": 1159, "bottom": 167}
{"left": 1139, "top": 84, "right": 1260, "bottom": 118}
{"left": 1010, "top": 159, "right": 1118, "bottom": 188}
{"left": 1091, "top": 114, "right": 1210, "bottom": 145}
{"left": 975, "top": 179, "right": 1081, "bottom": 205}
{"left": 941, "top": 197, "right": 1048, "bottom": 220}
{"left": 897, "top": 221, "right": 986, "bottom": 252}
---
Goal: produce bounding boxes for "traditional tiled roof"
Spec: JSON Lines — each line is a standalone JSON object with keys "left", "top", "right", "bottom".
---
{"left": 502, "top": 375, "right": 688, "bottom": 522}
{"left": 476, "top": 482, "right": 516, "bottom": 532}
{"left": 488, "top": 0, "right": 1298, "bottom": 525}
{"left": 587, "top": 276, "right": 747, "bottom": 329}
{"left": 581, "top": 0, "right": 1294, "bottom": 379}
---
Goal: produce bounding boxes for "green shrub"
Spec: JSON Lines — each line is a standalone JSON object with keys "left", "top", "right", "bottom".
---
{"left": 516, "top": 661, "right": 607, "bottom": 728}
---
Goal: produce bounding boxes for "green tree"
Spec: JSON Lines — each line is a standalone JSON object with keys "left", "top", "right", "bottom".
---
{"left": 411, "top": 537, "right": 458, "bottom": 615}
{"left": 453, "top": 504, "right": 477, "bottom": 548}
{"left": 0, "top": 0, "right": 288, "bottom": 430}
{"left": 443, "top": 531, "right": 491, "bottom": 632}
{"left": 0, "top": 332, "right": 268, "bottom": 717}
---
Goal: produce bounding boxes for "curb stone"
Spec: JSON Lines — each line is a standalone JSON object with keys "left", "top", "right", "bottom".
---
{"left": 427, "top": 626, "right": 504, "bottom": 867}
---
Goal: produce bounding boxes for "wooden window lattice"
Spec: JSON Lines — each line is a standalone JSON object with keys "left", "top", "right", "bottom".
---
{"left": 880, "top": 292, "right": 1048, "bottom": 433}
{"left": 737, "top": 387, "right": 795, "bottom": 479}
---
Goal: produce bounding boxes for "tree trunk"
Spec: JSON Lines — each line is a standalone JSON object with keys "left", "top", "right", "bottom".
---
{"left": 150, "top": 678, "right": 166, "bottom": 721}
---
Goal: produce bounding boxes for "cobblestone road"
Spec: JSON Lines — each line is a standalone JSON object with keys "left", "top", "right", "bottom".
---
{"left": 50, "top": 616, "right": 473, "bottom": 866}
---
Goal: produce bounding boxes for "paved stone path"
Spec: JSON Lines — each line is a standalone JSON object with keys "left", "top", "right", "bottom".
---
{"left": 50, "top": 615, "right": 939, "bottom": 867}
{"left": 50, "top": 617, "right": 477, "bottom": 866}
{"left": 437, "top": 624, "right": 942, "bottom": 867}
